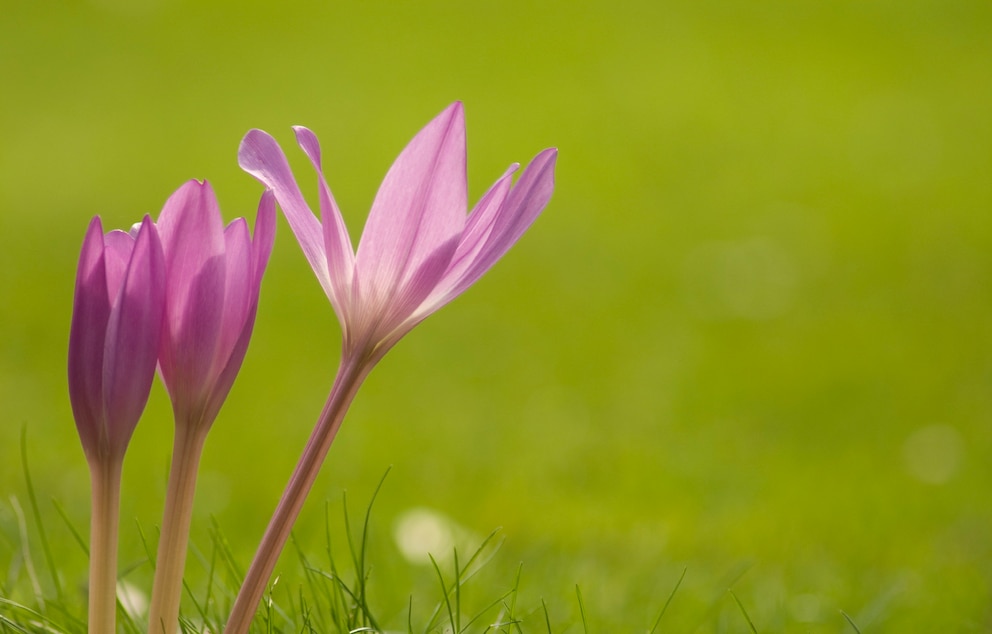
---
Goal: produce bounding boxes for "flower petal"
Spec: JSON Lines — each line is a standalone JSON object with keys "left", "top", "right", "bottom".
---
{"left": 293, "top": 126, "right": 355, "bottom": 320}
{"left": 250, "top": 189, "right": 277, "bottom": 289}
{"left": 201, "top": 191, "right": 276, "bottom": 424}
{"left": 240, "top": 129, "right": 334, "bottom": 301}
{"left": 441, "top": 165, "right": 518, "bottom": 284}
{"left": 102, "top": 216, "right": 165, "bottom": 454}
{"left": 354, "top": 102, "right": 467, "bottom": 308}
{"left": 68, "top": 216, "right": 112, "bottom": 452}
{"left": 156, "top": 181, "right": 228, "bottom": 413}
{"left": 398, "top": 165, "right": 517, "bottom": 327}
{"left": 446, "top": 148, "right": 557, "bottom": 300}
{"left": 355, "top": 233, "right": 460, "bottom": 353}
{"left": 215, "top": 218, "right": 253, "bottom": 377}
{"left": 102, "top": 230, "right": 136, "bottom": 300}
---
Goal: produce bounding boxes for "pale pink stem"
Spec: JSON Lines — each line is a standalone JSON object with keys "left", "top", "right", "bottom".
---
{"left": 87, "top": 456, "right": 123, "bottom": 634}
{"left": 147, "top": 421, "right": 210, "bottom": 634}
{"left": 224, "top": 354, "right": 374, "bottom": 634}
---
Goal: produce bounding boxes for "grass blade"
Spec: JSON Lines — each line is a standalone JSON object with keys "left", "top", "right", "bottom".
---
{"left": 462, "top": 588, "right": 514, "bottom": 632}
{"left": 51, "top": 499, "right": 88, "bottom": 555}
{"left": 728, "top": 590, "right": 758, "bottom": 634}
{"left": 841, "top": 609, "right": 863, "bottom": 634}
{"left": 356, "top": 467, "right": 389, "bottom": 631}
{"left": 453, "top": 549, "right": 461, "bottom": 633}
{"left": 21, "top": 428, "right": 63, "bottom": 602}
{"left": 576, "top": 585, "right": 589, "bottom": 634}
{"left": 428, "top": 553, "right": 455, "bottom": 634}
{"left": 648, "top": 567, "right": 686, "bottom": 634}
{"left": 541, "top": 598, "right": 552, "bottom": 634}
{"left": 407, "top": 595, "right": 414, "bottom": 634}
{"left": 8, "top": 496, "right": 44, "bottom": 612}
{"left": 505, "top": 562, "right": 523, "bottom": 634}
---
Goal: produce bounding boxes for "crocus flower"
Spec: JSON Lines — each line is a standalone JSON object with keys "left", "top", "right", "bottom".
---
{"left": 68, "top": 215, "right": 165, "bottom": 634}
{"left": 147, "top": 180, "right": 276, "bottom": 634}
{"left": 69, "top": 215, "right": 166, "bottom": 460}
{"left": 225, "top": 102, "right": 556, "bottom": 634}
{"left": 154, "top": 180, "right": 277, "bottom": 430}
{"left": 239, "top": 102, "right": 557, "bottom": 363}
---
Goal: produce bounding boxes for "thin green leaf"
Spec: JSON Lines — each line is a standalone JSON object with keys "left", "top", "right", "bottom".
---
{"left": 576, "top": 585, "right": 589, "bottom": 634}
{"left": 728, "top": 590, "right": 758, "bottom": 634}
{"left": 428, "top": 553, "right": 455, "bottom": 634}
{"left": 841, "top": 610, "right": 864, "bottom": 634}
{"left": 648, "top": 567, "right": 686, "bottom": 634}
{"left": 21, "top": 427, "right": 63, "bottom": 603}
{"left": 50, "top": 499, "right": 88, "bottom": 555}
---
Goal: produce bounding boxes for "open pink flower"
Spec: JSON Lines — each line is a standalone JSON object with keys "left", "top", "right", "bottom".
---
{"left": 238, "top": 101, "right": 557, "bottom": 362}
{"left": 68, "top": 215, "right": 165, "bottom": 462}
{"left": 224, "top": 103, "right": 557, "bottom": 634}
{"left": 155, "top": 180, "right": 276, "bottom": 429}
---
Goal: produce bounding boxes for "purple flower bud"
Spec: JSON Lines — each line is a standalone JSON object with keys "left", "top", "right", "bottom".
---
{"left": 68, "top": 215, "right": 165, "bottom": 462}
{"left": 154, "top": 180, "right": 276, "bottom": 429}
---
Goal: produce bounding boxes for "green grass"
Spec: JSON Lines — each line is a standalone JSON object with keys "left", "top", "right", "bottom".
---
{"left": 1, "top": 471, "right": 708, "bottom": 633}
{"left": 2, "top": 0, "right": 992, "bottom": 630}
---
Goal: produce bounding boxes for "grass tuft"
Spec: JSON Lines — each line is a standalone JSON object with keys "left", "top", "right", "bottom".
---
{"left": 2, "top": 466, "right": 729, "bottom": 633}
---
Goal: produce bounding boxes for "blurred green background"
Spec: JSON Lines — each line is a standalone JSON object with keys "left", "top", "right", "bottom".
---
{"left": 2, "top": 0, "right": 991, "bottom": 630}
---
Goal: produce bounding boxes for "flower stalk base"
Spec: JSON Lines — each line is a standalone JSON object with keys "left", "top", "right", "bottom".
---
{"left": 147, "top": 422, "right": 209, "bottom": 634}
{"left": 223, "top": 354, "right": 374, "bottom": 634}
{"left": 87, "top": 457, "right": 123, "bottom": 634}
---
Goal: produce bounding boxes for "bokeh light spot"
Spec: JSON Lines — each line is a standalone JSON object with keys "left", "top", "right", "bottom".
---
{"left": 902, "top": 424, "right": 964, "bottom": 485}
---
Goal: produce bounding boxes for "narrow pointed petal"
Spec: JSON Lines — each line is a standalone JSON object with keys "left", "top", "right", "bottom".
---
{"left": 355, "top": 102, "right": 467, "bottom": 304}
{"left": 441, "top": 165, "right": 518, "bottom": 284}
{"left": 204, "top": 308, "right": 259, "bottom": 426}
{"left": 293, "top": 126, "right": 355, "bottom": 319}
{"left": 240, "top": 129, "right": 334, "bottom": 300}
{"left": 292, "top": 127, "right": 353, "bottom": 274}
{"left": 444, "top": 148, "right": 557, "bottom": 301}
{"left": 200, "top": 192, "right": 276, "bottom": 425}
{"left": 102, "top": 216, "right": 165, "bottom": 454}
{"left": 250, "top": 189, "right": 277, "bottom": 288}
{"left": 402, "top": 166, "right": 517, "bottom": 325}
{"left": 213, "top": 219, "right": 253, "bottom": 376}
{"left": 68, "top": 217, "right": 111, "bottom": 450}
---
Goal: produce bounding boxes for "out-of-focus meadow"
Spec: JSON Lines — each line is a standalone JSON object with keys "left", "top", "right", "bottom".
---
{"left": 2, "top": 0, "right": 990, "bottom": 630}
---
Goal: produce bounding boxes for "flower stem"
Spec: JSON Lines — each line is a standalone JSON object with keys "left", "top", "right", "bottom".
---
{"left": 88, "top": 456, "right": 123, "bottom": 634}
{"left": 147, "top": 421, "right": 209, "bottom": 634}
{"left": 224, "top": 354, "right": 373, "bottom": 634}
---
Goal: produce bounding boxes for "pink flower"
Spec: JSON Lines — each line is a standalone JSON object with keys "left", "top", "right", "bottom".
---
{"left": 238, "top": 101, "right": 557, "bottom": 362}
{"left": 68, "top": 215, "right": 165, "bottom": 462}
{"left": 224, "top": 103, "right": 557, "bottom": 634}
{"left": 147, "top": 181, "right": 276, "bottom": 634}
{"left": 154, "top": 180, "right": 276, "bottom": 429}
